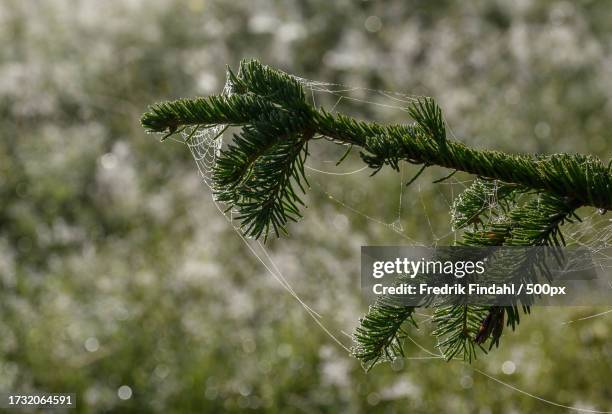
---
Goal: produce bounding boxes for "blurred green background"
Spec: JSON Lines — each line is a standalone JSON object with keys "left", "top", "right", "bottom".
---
{"left": 1, "top": 0, "right": 611, "bottom": 412}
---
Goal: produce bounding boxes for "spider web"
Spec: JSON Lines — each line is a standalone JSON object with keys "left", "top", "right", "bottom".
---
{"left": 168, "top": 71, "right": 612, "bottom": 413}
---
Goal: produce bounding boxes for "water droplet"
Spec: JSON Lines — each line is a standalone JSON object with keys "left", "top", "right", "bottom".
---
{"left": 367, "top": 392, "right": 380, "bottom": 405}
{"left": 364, "top": 16, "right": 382, "bottom": 33}
{"left": 460, "top": 374, "right": 473, "bottom": 389}
{"left": 100, "top": 153, "right": 118, "bottom": 170}
{"left": 117, "top": 385, "right": 132, "bottom": 400}
{"left": 84, "top": 337, "right": 99, "bottom": 353}
{"left": 154, "top": 364, "right": 170, "bottom": 379}
{"left": 501, "top": 360, "right": 516, "bottom": 375}
{"left": 534, "top": 122, "right": 551, "bottom": 139}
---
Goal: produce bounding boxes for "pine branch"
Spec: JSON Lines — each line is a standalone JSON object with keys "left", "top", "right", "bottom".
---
{"left": 212, "top": 107, "right": 312, "bottom": 239}
{"left": 385, "top": 176, "right": 576, "bottom": 360}
{"left": 451, "top": 178, "right": 524, "bottom": 230}
{"left": 143, "top": 60, "right": 315, "bottom": 239}
{"left": 351, "top": 297, "right": 417, "bottom": 371}
{"left": 227, "top": 59, "right": 307, "bottom": 109}
{"left": 455, "top": 191, "right": 579, "bottom": 352}
{"left": 433, "top": 305, "right": 488, "bottom": 361}
{"left": 142, "top": 60, "right": 612, "bottom": 214}
{"left": 142, "top": 59, "right": 610, "bottom": 365}
{"left": 141, "top": 94, "right": 276, "bottom": 134}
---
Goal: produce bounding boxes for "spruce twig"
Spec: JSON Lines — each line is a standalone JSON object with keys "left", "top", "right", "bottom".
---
{"left": 141, "top": 59, "right": 610, "bottom": 366}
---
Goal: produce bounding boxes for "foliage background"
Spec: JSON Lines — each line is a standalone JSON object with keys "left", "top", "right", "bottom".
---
{"left": 0, "top": 0, "right": 611, "bottom": 412}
